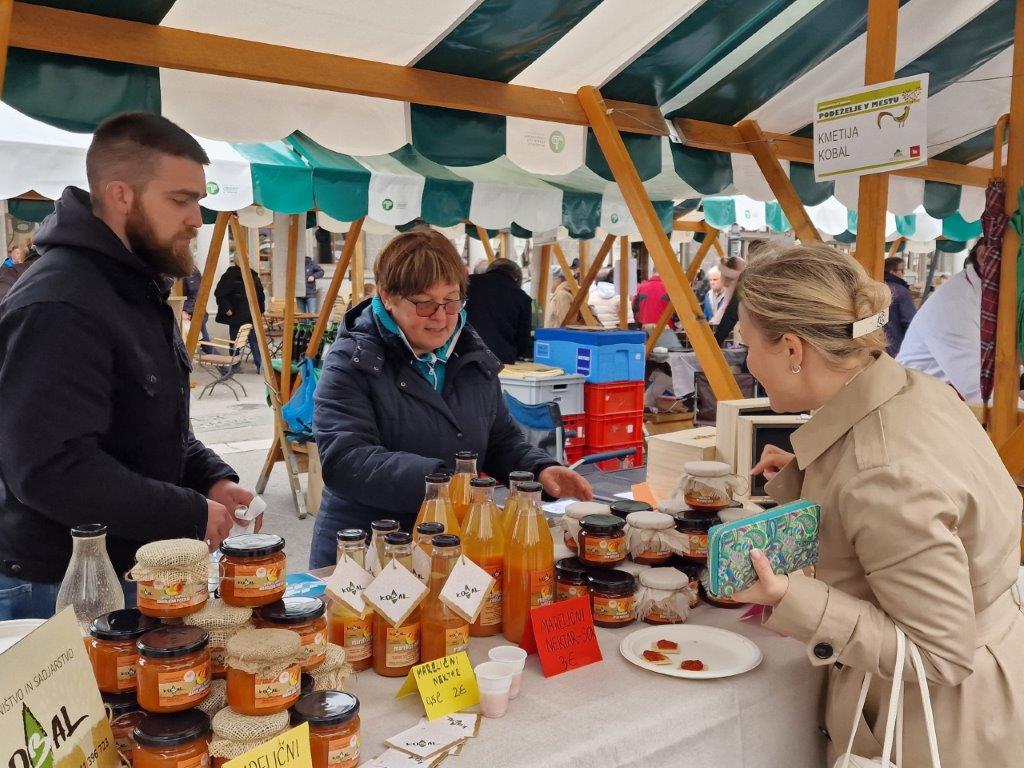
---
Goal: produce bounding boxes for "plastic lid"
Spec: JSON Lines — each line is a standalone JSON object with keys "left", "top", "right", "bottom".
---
{"left": 609, "top": 500, "right": 653, "bottom": 518}
{"left": 71, "top": 523, "right": 107, "bottom": 538}
{"left": 508, "top": 471, "right": 534, "bottom": 483}
{"left": 684, "top": 460, "right": 732, "bottom": 478}
{"left": 625, "top": 510, "right": 675, "bottom": 530}
{"left": 431, "top": 534, "right": 460, "bottom": 548}
{"left": 90, "top": 609, "right": 160, "bottom": 642}
{"left": 555, "top": 557, "right": 589, "bottom": 581}
{"left": 455, "top": 451, "right": 478, "bottom": 460}
{"left": 579, "top": 514, "right": 625, "bottom": 532}
{"left": 301, "top": 673, "right": 314, "bottom": 697}
{"left": 586, "top": 569, "right": 636, "bottom": 591}
{"left": 673, "top": 510, "right": 720, "bottom": 532}
{"left": 133, "top": 710, "right": 210, "bottom": 749}
{"left": 220, "top": 534, "right": 285, "bottom": 558}
{"left": 102, "top": 691, "right": 142, "bottom": 716}
{"left": 425, "top": 473, "right": 450, "bottom": 484}
{"left": 516, "top": 481, "right": 542, "bottom": 494}
{"left": 258, "top": 598, "right": 326, "bottom": 625}
{"left": 290, "top": 691, "right": 360, "bottom": 727}
{"left": 136, "top": 626, "right": 209, "bottom": 659}
{"left": 470, "top": 477, "right": 496, "bottom": 488}
{"left": 565, "top": 501, "right": 610, "bottom": 520}
{"left": 336, "top": 529, "right": 367, "bottom": 543}
{"left": 639, "top": 568, "right": 689, "bottom": 591}
{"left": 371, "top": 519, "right": 400, "bottom": 532}
{"left": 415, "top": 522, "right": 445, "bottom": 536}
{"left": 383, "top": 532, "right": 412, "bottom": 545}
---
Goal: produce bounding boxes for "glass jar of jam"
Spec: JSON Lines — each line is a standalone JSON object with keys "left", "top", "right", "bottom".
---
{"left": 256, "top": 598, "right": 328, "bottom": 671}
{"left": 577, "top": 515, "right": 627, "bottom": 568}
{"left": 136, "top": 626, "right": 212, "bottom": 713}
{"left": 133, "top": 710, "right": 211, "bottom": 768}
{"left": 307, "top": 644, "right": 350, "bottom": 692}
{"left": 225, "top": 628, "right": 303, "bottom": 715}
{"left": 637, "top": 568, "right": 692, "bottom": 625}
{"left": 290, "top": 691, "right": 361, "bottom": 768}
{"left": 624, "top": 511, "right": 676, "bottom": 566}
{"left": 586, "top": 570, "right": 636, "bottom": 629}
{"left": 555, "top": 557, "right": 590, "bottom": 602}
{"left": 561, "top": 502, "right": 610, "bottom": 552}
{"left": 608, "top": 500, "right": 652, "bottom": 521}
{"left": 218, "top": 535, "right": 287, "bottom": 607}
{"left": 672, "top": 561, "right": 703, "bottom": 609}
{"left": 680, "top": 461, "right": 747, "bottom": 511}
{"left": 131, "top": 539, "right": 210, "bottom": 619}
{"left": 672, "top": 510, "right": 720, "bottom": 564}
{"left": 89, "top": 609, "right": 160, "bottom": 693}
{"left": 183, "top": 600, "right": 253, "bottom": 679}
{"left": 209, "top": 708, "right": 289, "bottom": 768}
{"left": 103, "top": 692, "right": 146, "bottom": 765}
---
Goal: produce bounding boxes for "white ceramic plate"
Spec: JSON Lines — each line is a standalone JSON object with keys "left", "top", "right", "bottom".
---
{"left": 619, "top": 624, "right": 763, "bottom": 679}
{"left": 0, "top": 619, "right": 45, "bottom": 654}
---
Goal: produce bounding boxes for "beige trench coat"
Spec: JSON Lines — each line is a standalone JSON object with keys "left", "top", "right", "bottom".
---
{"left": 765, "top": 354, "right": 1024, "bottom": 766}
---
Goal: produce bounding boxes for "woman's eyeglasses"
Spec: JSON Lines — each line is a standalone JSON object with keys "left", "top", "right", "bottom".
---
{"left": 403, "top": 297, "right": 466, "bottom": 318}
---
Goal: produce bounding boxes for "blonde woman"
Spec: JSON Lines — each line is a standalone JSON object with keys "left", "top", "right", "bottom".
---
{"left": 732, "top": 243, "right": 1023, "bottom": 765}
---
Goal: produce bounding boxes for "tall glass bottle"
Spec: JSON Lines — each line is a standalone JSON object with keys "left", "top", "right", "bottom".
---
{"left": 500, "top": 471, "right": 535, "bottom": 539}
{"left": 372, "top": 533, "right": 421, "bottom": 677}
{"left": 327, "top": 529, "right": 373, "bottom": 672}
{"left": 56, "top": 524, "right": 125, "bottom": 633}
{"left": 368, "top": 519, "right": 399, "bottom": 572}
{"left": 502, "top": 483, "right": 554, "bottom": 643}
{"left": 449, "top": 452, "right": 478, "bottom": 525}
{"left": 414, "top": 474, "right": 461, "bottom": 536}
{"left": 420, "top": 535, "right": 469, "bottom": 662}
{"left": 413, "top": 522, "right": 444, "bottom": 582}
{"left": 461, "top": 478, "right": 504, "bottom": 637}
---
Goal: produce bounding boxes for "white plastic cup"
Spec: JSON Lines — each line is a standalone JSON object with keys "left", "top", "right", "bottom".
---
{"left": 474, "top": 661, "right": 515, "bottom": 718}
{"left": 488, "top": 646, "right": 527, "bottom": 699}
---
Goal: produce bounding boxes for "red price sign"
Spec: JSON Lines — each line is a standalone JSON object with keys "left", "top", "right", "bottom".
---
{"left": 519, "top": 596, "right": 602, "bottom": 677}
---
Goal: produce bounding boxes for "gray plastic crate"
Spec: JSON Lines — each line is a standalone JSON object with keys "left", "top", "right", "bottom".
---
{"left": 499, "top": 373, "right": 586, "bottom": 415}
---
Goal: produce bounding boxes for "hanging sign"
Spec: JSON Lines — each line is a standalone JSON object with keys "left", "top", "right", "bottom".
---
{"left": 223, "top": 723, "right": 313, "bottom": 768}
{"left": 395, "top": 652, "right": 480, "bottom": 721}
{"left": 813, "top": 74, "right": 928, "bottom": 182}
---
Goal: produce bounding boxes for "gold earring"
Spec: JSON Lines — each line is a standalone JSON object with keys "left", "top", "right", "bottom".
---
{"left": 790, "top": 364, "right": 801, "bottom": 374}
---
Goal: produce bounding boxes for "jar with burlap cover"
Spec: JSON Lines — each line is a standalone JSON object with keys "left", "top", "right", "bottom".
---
{"left": 560, "top": 501, "right": 611, "bottom": 550}
{"left": 307, "top": 643, "right": 352, "bottom": 691}
{"left": 625, "top": 510, "right": 685, "bottom": 560}
{"left": 196, "top": 680, "right": 227, "bottom": 716}
{"left": 208, "top": 708, "right": 290, "bottom": 761}
{"left": 185, "top": 600, "right": 253, "bottom": 674}
{"left": 225, "top": 629, "right": 303, "bottom": 679}
{"left": 129, "top": 539, "right": 210, "bottom": 616}
{"left": 636, "top": 568, "right": 695, "bottom": 624}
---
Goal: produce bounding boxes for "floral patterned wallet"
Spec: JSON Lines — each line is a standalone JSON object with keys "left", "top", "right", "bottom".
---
{"left": 705, "top": 499, "right": 820, "bottom": 598}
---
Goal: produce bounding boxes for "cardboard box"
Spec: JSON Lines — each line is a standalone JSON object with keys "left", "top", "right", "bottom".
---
{"left": 716, "top": 398, "right": 773, "bottom": 471}
{"left": 646, "top": 426, "right": 720, "bottom": 502}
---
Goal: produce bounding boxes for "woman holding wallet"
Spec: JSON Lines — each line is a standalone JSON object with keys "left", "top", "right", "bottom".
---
{"left": 731, "top": 243, "right": 1023, "bottom": 765}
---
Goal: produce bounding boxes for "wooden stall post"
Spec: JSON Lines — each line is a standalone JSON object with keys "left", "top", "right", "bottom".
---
{"left": 475, "top": 226, "right": 496, "bottom": 263}
{"left": 551, "top": 242, "right": 599, "bottom": 326}
{"left": 279, "top": 213, "right": 300, "bottom": 402}
{"left": 618, "top": 236, "right": 629, "bottom": 328}
{"left": 185, "top": 211, "right": 229, "bottom": 357}
{"left": 578, "top": 238, "right": 590, "bottom": 275}
{"left": 560, "top": 234, "right": 615, "bottom": 327}
{"left": 537, "top": 244, "right": 552, "bottom": 311}
{"left": 351, "top": 227, "right": 365, "bottom": 305}
{"left": 306, "top": 217, "right": 364, "bottom": 359}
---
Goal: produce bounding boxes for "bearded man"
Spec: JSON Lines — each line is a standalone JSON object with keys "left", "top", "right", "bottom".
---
{"left": 0, "top": 112, "right": 255, "bottom": 619}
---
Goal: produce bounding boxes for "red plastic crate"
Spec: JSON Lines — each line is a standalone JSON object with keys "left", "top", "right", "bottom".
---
{"left": 564, "top": 445, "right": 585, "bottom": 465}
{"left": 592, "top": 442, "right": 645, "bottom": 472}
{"left": 584, "top": 381, "right": 645, "bottom": 416}
{"left": 585, "top": 412, "right": 643, "bottom": 448}
{"left": 563, "top": 413, "right": 586, "bottom": 448}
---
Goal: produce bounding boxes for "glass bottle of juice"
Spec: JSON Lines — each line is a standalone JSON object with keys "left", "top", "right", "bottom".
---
{"left": 413, "top": 522, "right": 444, "bottom": 582}
{"left": 420, "top": 535, "right": 470, "bottom": 662}
{"left": 368, "top": 519, "right": 399, "bottom": 573}
{"left": 372, "top": 533, "right": 421, "bottom": 678}
{"left": 502, "top": 482, "right": 554, "bottom": 643}
{"left": 449, "top": 452, "right": 478, "bottom": 525}
{"left": 500, "top": 471, "right": 535, "bottom": 539}
{"left": 414, "top": 473, "right": 461, "bottom": 536}
{"left": 461, "top": 478, "right": 504, "bottom": 637}
{"left": 327, "top": 529, "right": 373, "bottom": 672}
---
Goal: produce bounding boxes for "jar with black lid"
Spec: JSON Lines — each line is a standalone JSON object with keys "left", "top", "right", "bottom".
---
{"left": 577, "top": 514, "right": 627, "bottom": 568}
{"left": 555, "top": 557, "right": 590, "bottom": 602}
{"left": 586, "top": 569, "right": 636, "bottom": 628}
{"left": 608, "top": 500, "right": 652, "bottom": 521}
{"left": 132, "top": 710, "right": 211, "bottom": 768}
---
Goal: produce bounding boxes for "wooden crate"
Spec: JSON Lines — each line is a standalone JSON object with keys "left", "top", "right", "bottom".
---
{"left": 715, "top": 398, "right": 773, "bottom": 471}
{"left": 646, "top": 426, "right": 720, "bottom": 502}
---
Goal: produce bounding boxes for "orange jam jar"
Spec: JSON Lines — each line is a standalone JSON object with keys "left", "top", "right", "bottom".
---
{"left": 555, "top": 558, "right": 590, "bottom": 602}
{"left": 586, "top": 569, "right": 636, "bottom": 629}
{"left": 131, "top": 539, "right": 210, "bottom": 619}
{"left": 89, "top": 609, "right": 160, "bottom": 693}
{"left": 136, "top": 626, "right": 212, "bottom": 713}
{"left": 218, "top": 535, "right": 287, "bottom": 607}
{"left": 225, "top": 628, "right": 303, "bottom": 715}
{"left": 637, "top": 568, "right": 692, "bottom": 625}
{"left": 672, "top": 510, "right": 720, "bottom": 565}
{"left": 183, "top": 600, "right": 253, "bottom": 679}
{"left": 290, "top": 691, "right": 360, "bottom": 768}
{"left": 209, "top": 708, "right": 289, "bottom": 768}
{"left": 103, "top": 692, "right": 146, "bottom": 765}
{"left": 577, "top": 515, "right": 627, "bottom": 568}
{"left": 562, "top": 502, "right": 610, "bottom": 552}
{"left": 132, "top": 710, "right": 211, "bottom": 768}
{"left": 255, "top": 598, "right": 327, "bottom": 671}
{"left": 624, "top": 511, "right": 677, "bottom": 566}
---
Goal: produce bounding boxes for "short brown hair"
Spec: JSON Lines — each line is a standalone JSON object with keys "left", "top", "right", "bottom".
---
{"left": 374, "top": 230, "right": 467, "bottom": 298}
{"left": 884, "top": 256, "right": 905, "bottom": 275}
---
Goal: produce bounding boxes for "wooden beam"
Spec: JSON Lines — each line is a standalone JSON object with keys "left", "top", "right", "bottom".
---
{"left": 673, "top": 118, "right": 989, "bottom": 189}
{"left": 672, "top": 220, "right": 709, "bottom": 232}
{"left": 736, "top": 119, "right": 822, "bottom": 243}
{"left": 855, "top": 0, "right": 900, "bottom": 280}
{"left": 351, "top": 229, "right": 365, "bottom": 305}
{"left": 560, "top": 234, "right": 615, "bottom": 327}
{"left": 307, "top": 217, "right": 363, "bottom": 360}
{"left": 0, "top": 0, "right": 13, "bottom": 97}
{"left": 551, "top": 242, "right": 599, "bottom": 326}
{"left": 579, "top": 85, "right": 741, "bottom": 401}
{"left": 618, "top": 236, "right": 629, "bottom": 328}
{"left": 280, "top": 214, "right": 300, "bottom": 402}
{"left": 710, "top": 230, "right": 727, "bottom": 259}
{"left": 578, "top": 239, "right": 590, "bottom": 276}
{"left": 686, "top": 233, "right": 717, "bottom": 283}
{"left": 998, "top": 421, "right": 1024, "bottom": 477}
{"left": 229, "top": 215, "right": 276, "bottom": 397}
{"left": 8, "top": 2, "right": 667, "bottom": 137}
{"left": 476, "top": 227, "right": 496, "bottom": 263}
{"left": 991, "top": 0, "right": 1024, "bottom": 445}
{"left": 537, "top": 244, "right": 552, "bottom": 312}
{"left": 184, "top": 211, "right": 229, "bottom": 358}
{"left": 886, "top": 237, "right": 905, "bottom": 260}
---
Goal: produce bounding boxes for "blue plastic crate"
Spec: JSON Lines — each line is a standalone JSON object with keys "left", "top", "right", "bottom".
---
{"left": 533, "top": 328, "right": 645, "bottom": 383}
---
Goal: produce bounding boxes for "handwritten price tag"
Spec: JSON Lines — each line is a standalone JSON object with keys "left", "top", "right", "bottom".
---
{"left": 519, "top": 596, "right": 602, "bottom": 677}
{"left": 395, "top": 651, "right": 479, "bottom": 720}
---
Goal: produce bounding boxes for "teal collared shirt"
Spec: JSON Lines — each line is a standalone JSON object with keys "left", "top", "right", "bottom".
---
{"left": 371, "top": 295, "right": 466, "bottom": 392}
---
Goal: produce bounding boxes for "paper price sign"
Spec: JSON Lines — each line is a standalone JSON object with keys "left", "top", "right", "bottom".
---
{"left": 518, "top": 596, "right": 602, "bottom": 677}
{"left": 324, "top": 554, "right": 373, "bottom": 616}
{"left": 438, "top": 556, "right": 495, "bottom": 624}
{"left": 396, "top": 652, "right": 479, "bottom": 720}
{"left": 363, "top": 559, "right": 428, "bottom": 627}
{"left": 223, "top": 723, "right": 312, "bottom": 768}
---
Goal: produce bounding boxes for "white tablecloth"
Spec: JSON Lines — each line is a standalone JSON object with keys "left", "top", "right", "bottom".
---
{"left": 667, "top": 348, "right": 748, "bottom": 398}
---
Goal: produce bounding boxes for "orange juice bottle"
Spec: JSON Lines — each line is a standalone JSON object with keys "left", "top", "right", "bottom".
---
{"left": 502, "top": 482, "right": 554, "bottom": 643}
{"left": 420, "top": 535, "right": 469, "bottom": 662}
{"left": 372, "top": 533, "right": 421, "bottom": 677}
{"left": 500, "top": 471, "right": 535, "bottom": 539}
{"left": 415, "top": 473, "right": 461, "bottom": 536}
{"left": 413, "top": 522, "right": 444, "bottom": 582}
{"left": 368, "top": 519, "right": 399, "bottom": 572}
{"left": 462, "top": 478, "right": 504, "bottom": 637}
{"left": 327, "top": 529, "right": 374, "bottom": 672}
{"left": 449, "top": 452, "right": 478, "bottom": 525}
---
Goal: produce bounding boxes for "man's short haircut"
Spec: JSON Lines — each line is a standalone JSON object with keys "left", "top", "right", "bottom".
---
{"left": 486, "top": 258, "right": 523, "bottom": 285}
{"left": 884, "top": 256, "right": 905, "bottom": 275}
{"left": 86, "top": 112, "right": 209, "bottom": 204}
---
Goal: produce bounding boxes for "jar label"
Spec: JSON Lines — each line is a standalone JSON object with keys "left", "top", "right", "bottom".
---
{"left": 177, "top": 754, "right": 210, "bottom": 768}
{"left": 681, "top": 532, "right": 708, "bottom": 558}
{"left": 593, "top": 594, "right": 635, "bottom": 624}
{"left": 529, "top": 569, "right": 554, "bottom": 608}
{"left": 327, "top": 734, "right": 360, "bottom": 768}
{"left": 116, "top": 654, "right": 138, "bottom": 690}
{"left": 138, "top": 580, "right": 208, "bottom": 609}
{"left": 444, "top": 625, "right": 470, "bottom": 657}
{"left": 229, "top": 562, "right": 287, "bottom": 597}
{"left": 340, "top": 617, "right": 373, "bottom": 663}
{"left": 156, "top": 661, "right": 211, "bottom": 707}
{"left": 253, "top": 665, "right": 302, "bottom": 709}
{"left": 636, "top": 548, "right": 671, "bottom": 562}
{"left": 385, "top": 623, "right": 420, "bottom": 668}
{"left": 478, "top": 563, "right": 503, "bottom": 627}
{"left": 556, "top": 582, "right": 588, "bottom": 601}
{"left": 300, "top": 627, "right": 328, "bottom": 665}
{"left": 583, "top": 534, "right": 625, "bottom": 562}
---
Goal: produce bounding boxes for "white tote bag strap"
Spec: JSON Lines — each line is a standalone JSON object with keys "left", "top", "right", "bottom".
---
{"left": 879, "top": 627, "right": 907, "bottom": 765}
{"left": 836, "top": 672, "right": 873, "bottom": 768}
{"left": 906, "top": 641, "right": 942, "bottom": 768}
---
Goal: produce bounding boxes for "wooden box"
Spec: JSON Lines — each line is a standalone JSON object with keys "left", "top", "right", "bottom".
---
{"left": 716, "top": 398, "right": 774, "bottom": 471}
{"left": 734, "top": 414, "right": 810, "bottom": 500}
{"left": 647, "top": 426, "right": 720, "bottom": 502}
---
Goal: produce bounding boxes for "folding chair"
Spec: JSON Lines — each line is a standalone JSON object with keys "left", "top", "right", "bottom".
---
{"left": 195, "top": 323, "right": 252, "bottom": 400}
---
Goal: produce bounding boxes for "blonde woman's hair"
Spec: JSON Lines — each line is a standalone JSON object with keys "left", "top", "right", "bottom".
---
{"left": 737, "top": 242, "right": 890, "bottom": 368}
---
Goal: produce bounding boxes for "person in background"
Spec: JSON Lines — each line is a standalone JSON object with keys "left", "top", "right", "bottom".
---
{"left": 882, "top": 255, "right": 916, "bottom": 357}
{"left": 702, "top": 267, "right": 725, "bottom": 321}
{"left": 472, "top": 259, "right": 489, "bottom": 275}
{"left": 633, "top": 271, "right": 672, "bottom": 327}
{"left": 0, "top": 246, "right": 40, "bottom": 304}
{"left": 3, "top": 246, "right": 22, "bottom": 269}
{"left": 466, "top": 257, "right": 532, "bottom": 364}
{"left": 897, "top": 242, "right": 982, "bottom": 403}
{"left": 214, "top": 255, "right": 266, "bottom": 372}
{"left": 362, "top": 281, "right": 376, "bottom": 299}
{"left": 712, "top": 255, "right": 746, "bottom": 345}
{"left": 0, "top": 112, "right": 254, "bottom": 619}
{"left": 299, "top": 256, "right": 325, "bottom": 314}
{"left": 588, "top": 266, "right": 631, "bottom": 328}
{"left": 181, "top": 265, "right": 210, "bottom": 348}
{"left": 544, "top": 267, "right": 581, "bottom": 327}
